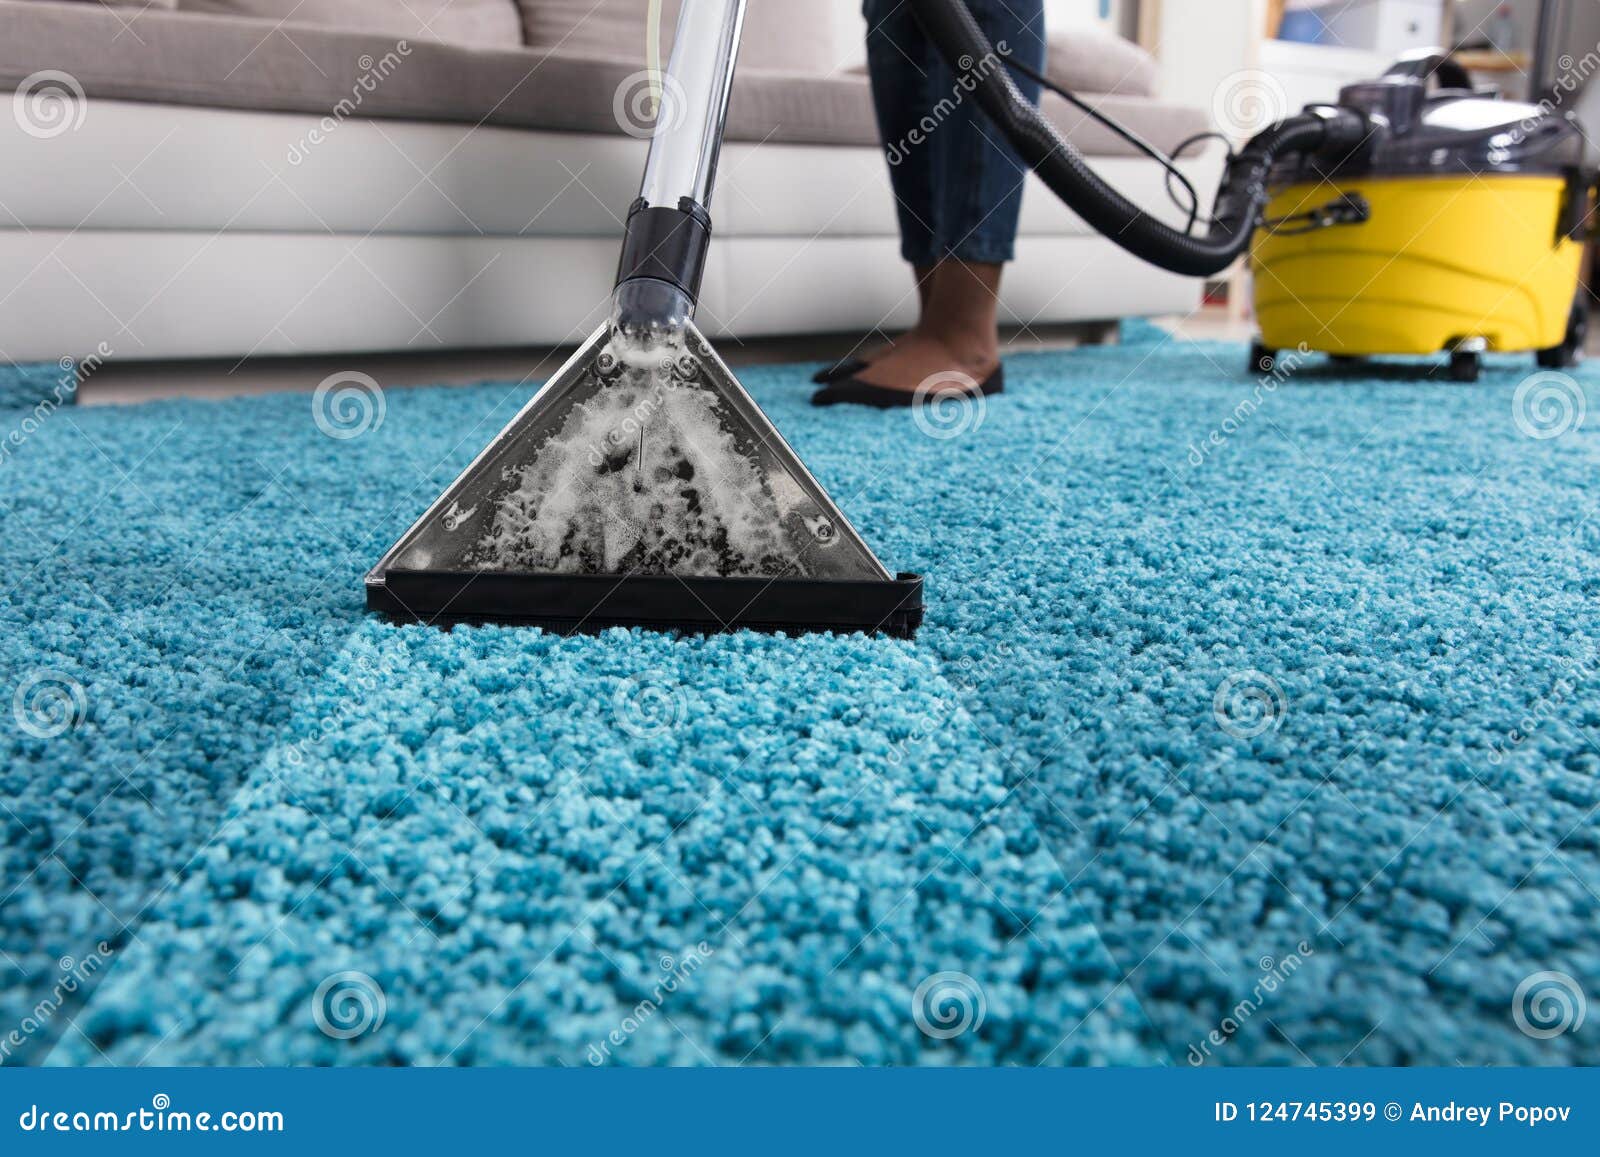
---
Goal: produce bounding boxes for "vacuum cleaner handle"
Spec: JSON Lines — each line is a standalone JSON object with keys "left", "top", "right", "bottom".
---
{"left": 1384, "top": 49, "right": 1475, "bottom": 93}
{"left": 613, "top": 0, "right": 747, "bottom": 329}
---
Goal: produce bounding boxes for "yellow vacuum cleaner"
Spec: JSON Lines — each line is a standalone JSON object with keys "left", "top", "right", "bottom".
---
{"left": 904, "top": 8, "right": 1594, "bottom": 382}
{"left": 1250, "top": 53, "right": 1592, "bottom": 382}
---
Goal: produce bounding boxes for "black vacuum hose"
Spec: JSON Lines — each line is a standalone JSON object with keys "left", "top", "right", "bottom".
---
{"left": 907, "top": 0, "right": 1371, "bottom": 277}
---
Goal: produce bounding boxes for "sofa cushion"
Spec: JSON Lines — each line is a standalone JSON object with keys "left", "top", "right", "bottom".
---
{"left": 22, "top": 0, "right": 176, "bottom": 6}
{"left": 0, "top": 0, "right": 1208, "bottom": 153}
{"left": 1047, "top": 23, "right": 1157, "bottom": 98}
{"left": 178, "top": 0, "right": 522, "bottom": 47}
{"left": 517, "top": 1, "right": 839, "bottom": 75}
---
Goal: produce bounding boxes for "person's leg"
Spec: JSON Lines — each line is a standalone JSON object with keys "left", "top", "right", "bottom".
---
{"left": 863, "top": 0, "right": 940, "bottom": 269}
{"left": 849, "top": 0, "right": 1047, "bottom": 394}
{"left": 835, "top": 0, "right": 941, "bottom": 370}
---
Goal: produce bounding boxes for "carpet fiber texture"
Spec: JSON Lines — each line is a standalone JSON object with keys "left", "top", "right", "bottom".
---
{"left": 2, "top": 329, "right": 1598, "bottom": 1066}
{"left": 0, "top": 360, "right": 75, "bottom": 415}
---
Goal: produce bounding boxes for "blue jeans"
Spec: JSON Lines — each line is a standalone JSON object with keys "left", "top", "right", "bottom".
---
{"left": 863, "top": 0, "right": 1046, "bottom": 266}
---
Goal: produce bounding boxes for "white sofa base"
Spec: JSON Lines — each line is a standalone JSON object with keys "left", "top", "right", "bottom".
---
{"left": 0, "top": 101, "right": 1213, "bottom": 363}
{"left": 0, "top": 232, "right": 1199, "bottom": 361}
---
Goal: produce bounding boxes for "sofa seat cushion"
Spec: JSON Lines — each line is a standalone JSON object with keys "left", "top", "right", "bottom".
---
{"left": 0, "top": 0, "right": 1209, "bottom": 154}
{"left": 518, "top": 1, "right": 839, "bottom": 75}
{"left": 178, "top": 0, "right": 523, "bottom": 47}
{"left": 15, "top": 0, "right": 177, "bottom": 7}
{"left": 1047, "top": 23, "right": 1158, "bottom": 98}
{"left": 0, "top": 96, "right": 1220, "bottom": 240}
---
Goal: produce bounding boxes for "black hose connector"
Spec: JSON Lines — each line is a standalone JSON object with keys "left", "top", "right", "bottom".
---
{"left": 615, "top": 196, "right": 714, "bottom": 302}
{"left": 906, "top": 0, "right": 1371, "bottom": 277}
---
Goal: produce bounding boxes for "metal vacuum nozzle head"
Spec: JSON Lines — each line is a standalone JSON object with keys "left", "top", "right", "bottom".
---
{"left": 365, "top": 322, "right": 922, "bottom": 636}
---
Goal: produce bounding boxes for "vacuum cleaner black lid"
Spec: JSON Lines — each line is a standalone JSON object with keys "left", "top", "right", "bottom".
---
{"left": 1285, "top": 56, "right": 1587, "bottom": 181}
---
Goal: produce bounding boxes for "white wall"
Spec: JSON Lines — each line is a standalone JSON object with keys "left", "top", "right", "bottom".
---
{"left": 827, "top": 0, "right": 865, "bottom": 70}
{"left": 1150, "top": 0, "right": 1260, "bottom": 107}
{"left": 1451, "top": 0, "right": 1539, "bottom": 53}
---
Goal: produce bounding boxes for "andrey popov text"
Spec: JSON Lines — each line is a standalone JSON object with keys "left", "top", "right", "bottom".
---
{"left": 1214, "top": 1101, "right": 1573, "bottom": 1127}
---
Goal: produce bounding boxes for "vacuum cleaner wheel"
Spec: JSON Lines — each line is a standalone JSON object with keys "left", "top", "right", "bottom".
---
{"left": 1250, "top": 342, "right": 1278, "bottom": 375}
{"left": 1449, "top": 349, "right": 1482, "bottom": 383}
{"left": 1537, "top": 299, "right": 1588, "bottom": 370}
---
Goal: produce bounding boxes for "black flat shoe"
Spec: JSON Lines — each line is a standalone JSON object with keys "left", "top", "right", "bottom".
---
{"left": 811, "top": 356, "right": 870, "bottom": 385}
{"left": 810, "top": 365, "right": 1004, "bottom": 409}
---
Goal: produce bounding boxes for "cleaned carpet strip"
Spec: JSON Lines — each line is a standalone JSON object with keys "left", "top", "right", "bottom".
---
{"left": 53, "top": 628, "right": 1145, "bottom": 1065}
{"left": 3, "top": 363, "right": 1143, "bottom": 1066}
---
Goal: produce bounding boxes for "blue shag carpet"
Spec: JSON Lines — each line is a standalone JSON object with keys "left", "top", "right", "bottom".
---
{"left": 2, "top": 326, "right": 1598, "bottom": 1067}
{"left": 0, "top": 359, "right": 75, "bottom": 413}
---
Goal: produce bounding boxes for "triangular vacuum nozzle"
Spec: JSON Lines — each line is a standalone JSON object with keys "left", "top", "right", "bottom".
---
{"left": 367, "top": 322, "right": 923, "bottom": 637}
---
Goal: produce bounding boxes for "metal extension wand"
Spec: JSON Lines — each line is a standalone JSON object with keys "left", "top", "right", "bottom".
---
{"left": 611, "top": 0, "right": 748, "bottom": 341}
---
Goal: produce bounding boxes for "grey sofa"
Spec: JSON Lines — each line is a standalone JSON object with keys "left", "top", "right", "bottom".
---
{"left": 0, "top": 0, "right": 1217, "bottom": 362}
